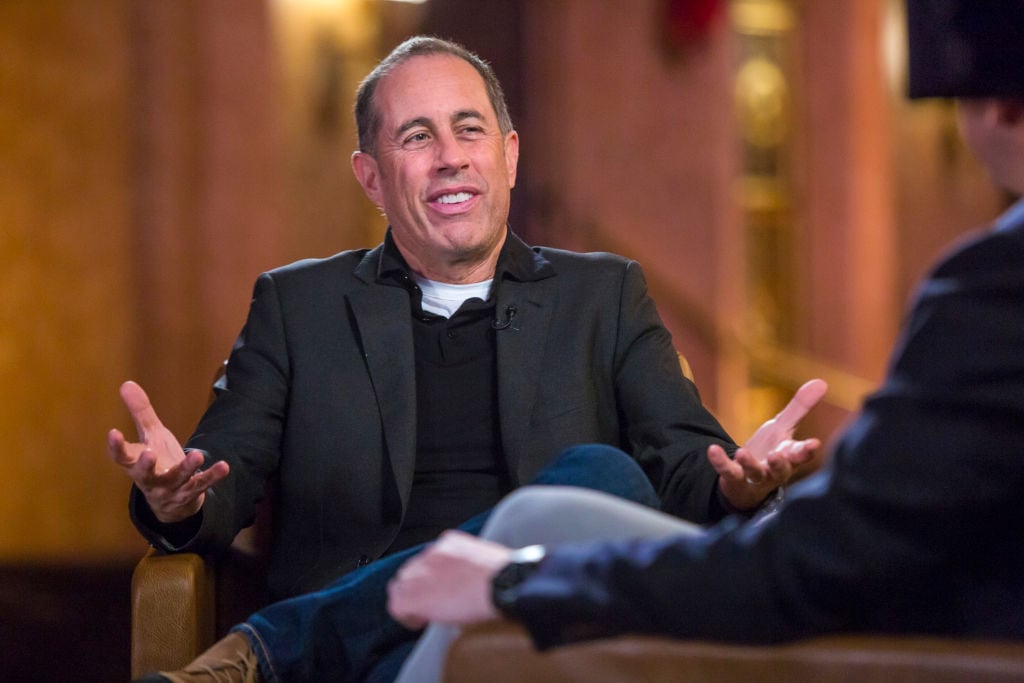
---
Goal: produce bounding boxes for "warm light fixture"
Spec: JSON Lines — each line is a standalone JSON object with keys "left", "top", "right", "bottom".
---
{"left": 882, "top": 0, "right": 908, "bottom": 98}
{"left": 273, "top": 0, "right": 426, "bottom": 8}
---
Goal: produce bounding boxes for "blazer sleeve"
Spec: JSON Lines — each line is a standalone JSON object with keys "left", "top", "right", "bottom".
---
{"left": 130, "top": 271, "right": 290, "bottom": 553}
{"left": 505, "top": 227, "right": 1024, "bottom": 648}
{"left": 612, "top": 259, "right": 738, "bottom": 523}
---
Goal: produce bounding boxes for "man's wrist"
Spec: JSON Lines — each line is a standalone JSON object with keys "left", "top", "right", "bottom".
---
{"left": 752, "top": 484, "right": 785, "bottom": 522}
{"left": 491, "top": 544, "right": 547, "bottom": 616}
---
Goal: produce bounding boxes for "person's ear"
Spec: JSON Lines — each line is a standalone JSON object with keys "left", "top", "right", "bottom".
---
{"left": 352, "top": 151, "right": 383, "bottom": 207}
{"left": 504, "top": 130, "right": 520, "bottom": 189}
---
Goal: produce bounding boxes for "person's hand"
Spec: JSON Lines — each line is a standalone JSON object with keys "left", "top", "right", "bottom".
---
{"left": 709, "top": 379, "right": 828, "bottom": 510}
{"left": 106, "top": 380, "right": 229, "bottom": 523}
{"left": 388, "top": 529, "right": 513, "bottom": 629}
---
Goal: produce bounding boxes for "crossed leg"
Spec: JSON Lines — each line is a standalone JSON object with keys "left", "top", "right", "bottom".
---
{"left": 394, "top": 485, "right": 705, "bottom": 683}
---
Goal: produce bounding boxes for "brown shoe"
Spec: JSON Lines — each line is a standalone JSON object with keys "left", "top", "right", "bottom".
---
{"left": 150, "top": 631, "right": 261, "bottom": 683}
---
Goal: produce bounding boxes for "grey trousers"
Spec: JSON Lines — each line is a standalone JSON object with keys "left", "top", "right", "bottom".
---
{"left": 394, "top": 485, "right": 704, "bottom": 683}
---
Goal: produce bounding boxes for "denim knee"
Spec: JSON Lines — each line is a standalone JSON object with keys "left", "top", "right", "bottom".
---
{"left": 530, "top": 444, "right": 659, "bottom": 508}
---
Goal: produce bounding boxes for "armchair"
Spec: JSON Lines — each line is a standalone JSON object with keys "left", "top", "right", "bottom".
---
{"left": 130, "top": 523, "right": 271, "bottom": 677}
{"left": 128, "top": 353, "right": 697, "bottom": 678}
{"left": 130, "top": 362, "right": 272, "bottom": 678}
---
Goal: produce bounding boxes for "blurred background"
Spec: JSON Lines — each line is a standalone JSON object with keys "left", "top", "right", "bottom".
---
{"left": 0, "top": 0, "right": 1010, "bottom": 679}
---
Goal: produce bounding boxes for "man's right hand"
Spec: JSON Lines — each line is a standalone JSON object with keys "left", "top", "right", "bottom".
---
{"left": 107, "top": 380, "right": 229, "bottom": 524}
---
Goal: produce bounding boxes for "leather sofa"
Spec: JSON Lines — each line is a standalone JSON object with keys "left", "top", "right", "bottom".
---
{"left": 444, "top": 621, "right": 1024, "bottom": 682}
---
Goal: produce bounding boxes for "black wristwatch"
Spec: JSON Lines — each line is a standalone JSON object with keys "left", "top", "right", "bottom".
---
{"left": 491, "top": 544, "right": 547, "bottom": 615}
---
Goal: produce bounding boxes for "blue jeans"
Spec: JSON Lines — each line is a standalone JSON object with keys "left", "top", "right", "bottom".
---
{"left": 235, "top": 444, "right": 659, "bottom": 682}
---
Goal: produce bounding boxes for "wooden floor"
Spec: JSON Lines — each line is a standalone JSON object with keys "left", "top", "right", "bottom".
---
{"left": 0, "top": 563, "right": 133, "bottom": 682}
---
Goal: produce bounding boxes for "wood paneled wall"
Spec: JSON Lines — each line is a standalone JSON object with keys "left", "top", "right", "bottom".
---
{"left": 0, "top": 0, "right": 142, "bottom": 562}
{"left": 0, "top": 0, "right": 1007, "bottom": 565}
{"left": 515, "top": 0, "right": 1004, "bottom": 440}
{"left": 0, "top": 0, "right": 291, "bottom": 563}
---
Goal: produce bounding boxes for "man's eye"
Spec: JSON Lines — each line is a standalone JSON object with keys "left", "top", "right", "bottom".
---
{"left": 403, "top": 132, "right": 430, "bottom": 147}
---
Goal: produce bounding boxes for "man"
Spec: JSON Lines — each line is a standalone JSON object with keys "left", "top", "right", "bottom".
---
{"left": 386, "top": 4, "right": 1024, "bottom": 680}
{"left": 117, "top": 37, "right": 825, "bottom": 681}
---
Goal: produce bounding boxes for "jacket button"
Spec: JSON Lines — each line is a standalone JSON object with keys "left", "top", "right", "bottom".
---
{"left": 356, "top": 555, "right": 371, "bottom": 568}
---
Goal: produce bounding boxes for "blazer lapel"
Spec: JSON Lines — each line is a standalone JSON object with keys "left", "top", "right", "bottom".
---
{"left": 350, "top": 253, "right": 417, "bottom": 511}
{"left": 495, "top": 267, "right": 557, "bottom": 486}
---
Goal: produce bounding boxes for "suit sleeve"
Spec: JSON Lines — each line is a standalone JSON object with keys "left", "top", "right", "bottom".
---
{"left": 506, "top": 228, "right": 1024, "bottom": 647}
{"left": 129, "top": 272, "right": 290, "bottom": 553}
{"left": 611, "top": 260, "right": 739, "bottom": 523}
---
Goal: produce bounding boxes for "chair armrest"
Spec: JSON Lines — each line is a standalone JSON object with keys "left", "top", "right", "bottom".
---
{"left": 445, "top": 621, "right": 1024, "bottom": 683}
{"left": 130, "top": 548, "right": 215, "bottom": 678}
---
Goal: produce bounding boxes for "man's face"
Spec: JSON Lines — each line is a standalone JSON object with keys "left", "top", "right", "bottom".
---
{"left": 352, "top": 54, "right": 519, "bottom": 282}
{"left": 956, "top": 99, "right": 1024, "bottom": 195}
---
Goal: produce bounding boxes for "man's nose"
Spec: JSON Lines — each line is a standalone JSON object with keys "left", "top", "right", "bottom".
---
{"left": 434, "top": 131, "right": 470, "bottom": 172}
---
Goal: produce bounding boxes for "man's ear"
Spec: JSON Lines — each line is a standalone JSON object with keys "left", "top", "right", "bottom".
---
{"left": 504, "top": 130, "right": 520, "bottom": 189}
{"left": 352, "top": 151, "right": 383, "bottom": 207}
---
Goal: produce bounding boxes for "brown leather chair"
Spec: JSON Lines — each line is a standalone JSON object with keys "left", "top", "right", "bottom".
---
{"left": 130, "top": 517, "right": 271, "bottom": 677}
{"left": 128, "top": 353, "right": 695, "bottom": 678}
{"left": 444, "top": 621, "right": 1024, "bottom": 683}
{"left": 130, "top": 363, "right": 273, "bottom": 678}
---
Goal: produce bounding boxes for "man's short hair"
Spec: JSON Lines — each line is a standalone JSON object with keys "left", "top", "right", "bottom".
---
{"left": 354, "top": 36, "right": 514, "bottom": 155}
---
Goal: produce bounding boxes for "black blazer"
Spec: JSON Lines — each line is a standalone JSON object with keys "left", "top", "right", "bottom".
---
{"left": 131, "top": 232, "right": 736, "bottom": 599}
{"left": 510, "top": 208, "right": 1024, "bottom": 646}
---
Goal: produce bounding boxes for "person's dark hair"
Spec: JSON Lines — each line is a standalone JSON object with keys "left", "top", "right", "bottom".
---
{"left": 354, "top": 36, "right": 514, "bottom": 155}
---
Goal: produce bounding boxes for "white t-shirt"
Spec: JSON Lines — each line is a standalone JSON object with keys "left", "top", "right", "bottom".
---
{"left": 411, "top": 273, "right": 494, "bottom": 318}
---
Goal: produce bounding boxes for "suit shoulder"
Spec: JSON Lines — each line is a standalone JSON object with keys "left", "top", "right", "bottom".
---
{"left": 259, "top": 248, "right": 373, "bottom": 288}
{"left": 931, "top": 223, "right": 1024, "bottom": 279}
{"left": 532, "top": 246, "right": 636, "bottom": 274}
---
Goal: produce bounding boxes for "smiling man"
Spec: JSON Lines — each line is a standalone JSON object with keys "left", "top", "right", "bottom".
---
{"left": 122, "top": 37, "right": 827, "bottom": 683}
{"left": 351, "top": 53, "right": 518, "bottom": 284}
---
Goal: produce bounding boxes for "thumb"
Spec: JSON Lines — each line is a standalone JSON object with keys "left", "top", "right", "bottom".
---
{"left": 774, "top": 379, "right": 828, "bottom": 431}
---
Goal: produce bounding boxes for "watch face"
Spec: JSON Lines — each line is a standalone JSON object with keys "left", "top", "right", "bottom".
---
{"left": 492, "top": 559, "right": 530, "bottom": 592}
{"left": 492, "top": 546, "right": 547, "bottom": 614}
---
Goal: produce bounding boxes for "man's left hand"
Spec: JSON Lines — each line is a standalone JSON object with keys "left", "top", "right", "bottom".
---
{"left": 709, "top": 378, "right": 828, "bottom": 510}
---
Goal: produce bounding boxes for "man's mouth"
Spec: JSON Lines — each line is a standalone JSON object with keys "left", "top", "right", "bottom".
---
{"left": 435, "top": 191, "right": 475, "bottom": 205}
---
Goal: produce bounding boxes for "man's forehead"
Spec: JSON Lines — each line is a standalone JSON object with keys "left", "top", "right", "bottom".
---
{"left": 376, "top": 54, "right": 494, "bottom": 125}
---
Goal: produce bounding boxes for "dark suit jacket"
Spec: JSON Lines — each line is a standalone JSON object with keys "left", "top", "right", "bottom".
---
{"left": 510, "top": 205, "right": 1024, "bottom": 646}
{"left": 131, "top": 232, "right": 736, "bottom": 599}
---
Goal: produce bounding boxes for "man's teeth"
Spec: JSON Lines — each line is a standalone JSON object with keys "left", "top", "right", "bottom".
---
{"left": 437, "top": 192, "right": 473, "bottom": 204}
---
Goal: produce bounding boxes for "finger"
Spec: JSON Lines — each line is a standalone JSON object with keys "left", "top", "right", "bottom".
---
{"left": 135, "top": 447, "right": 159, "bottom": 474}
{"left": 773, "top": 379, "right": 828, "bottom": 432}
{"left": 706, "top": 444, "right": 743, "bottom": 480}
{"left": 106, "top": 429, "right": 132, "bottom": 465}
{"left": 386, "top": 574, "right": 428, "bottom": 628}
{"left": 135, "top": 452, "right": 198, "bottom": 496}
{"left": 785, "top": 438, "right": 821, "bottom": 466}
{"left": 186, "top": 460, "right": 230, "bottom": 492}
{"left": 765, "top": 453, "right": 793, "bottom": 482}
{"left": 157, "top": 450, "right": 213, "bottom": 489}
{"left": 398, "top": 614, "right": 427, "bottom": 630}
{"left": 108, "top": 435, "right": 158, "bottom": 485}
{"left": 734, "top": 449, "right": 770, "bottom": 485}
{"left": 119, "top": 381, "right": 165, "bottom": 441}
